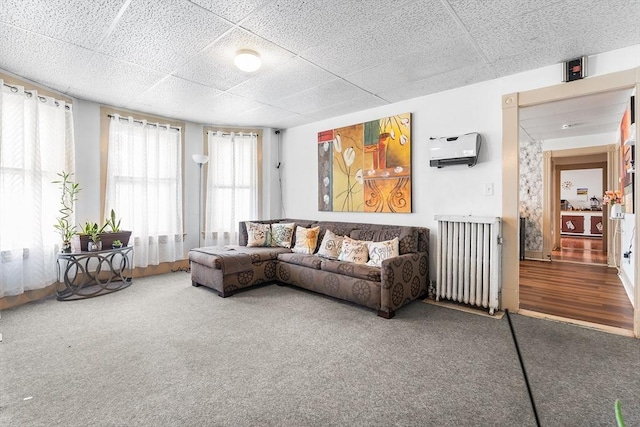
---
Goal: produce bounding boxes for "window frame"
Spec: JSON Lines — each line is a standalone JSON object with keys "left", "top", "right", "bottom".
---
{"left": 100, "top": 106, "right": 186, "bottom": 228}
{"left": 202, "top": 126, "right": 264, "bottom": 219}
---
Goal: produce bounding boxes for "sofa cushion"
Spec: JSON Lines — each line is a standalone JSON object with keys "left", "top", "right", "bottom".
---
{"left": 291, "top": 226, "right": 320, "bottom": 254}
{"left": 337, "top": 236, "right": 370, "bottom": 264}
{"left": 366, "top": 237, "right": 399, "bottom": 267}
{"left": 246, "top": 222, "right": 272, "bottom": 247}
{"left": 316, "top": 229, "right": 344, "bottom": 259}
{"left": 320, "top": 259, "right": 381, "bottom": 282}
{"left": 223, "top": 245, "right": 289, "bottom": 263}
{"left": 277, "top": 253, "right": 322, "bottom": 269}
{"left": 270, "top": 222, "right": 295, "bottom": 248}
{"left": 350, "top": 227, "right": 418, "bottom": 254}
{"left": 189, "top": 245, "right": 288, "bottom": 270}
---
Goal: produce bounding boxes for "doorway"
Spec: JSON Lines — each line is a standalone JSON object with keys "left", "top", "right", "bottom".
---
{"left": 551, "top": 160, "right": 608, "bottom": 265}
{"left": 502, "top": 68, "right": 639, "bottom": 336}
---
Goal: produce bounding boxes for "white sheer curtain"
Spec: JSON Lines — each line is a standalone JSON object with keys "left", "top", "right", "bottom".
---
{"left": 204, "top": 131, "right": 258, "bottom": 246}
{"left": 0, "top": 80, "right": 75, "bottom": 297}
{"left": 105, "top": 115, "right": 184, "bottom": 267}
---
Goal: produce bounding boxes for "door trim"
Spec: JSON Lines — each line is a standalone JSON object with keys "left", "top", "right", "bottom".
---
{"left": 501, "top": 67, "right": 640, "bottom": 337}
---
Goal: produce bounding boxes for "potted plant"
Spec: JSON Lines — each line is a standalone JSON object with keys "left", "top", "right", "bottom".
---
{"left": 83, "top": 222, "right": 102, "bottom": 251}
{"left": 53, "top": 171, "right": 81, "bottom": 253}
{"left": 99, "top": 209, "right": 132, "bottom": 249}
{"left": 603, "top": 190, "right": 624, "bottom": 219}
{"left": 112, "top": 239, "right": 123, "bottom": 249}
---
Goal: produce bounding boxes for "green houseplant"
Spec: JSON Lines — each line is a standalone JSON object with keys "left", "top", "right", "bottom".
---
{"left": 77, "top": 209, "right": 131, "bottom": 251}
{"left": 82, "top": 222, "right": 103, "bottom": 251}
{"left": 53, "top": 171, "right": 81, "bottom": 252}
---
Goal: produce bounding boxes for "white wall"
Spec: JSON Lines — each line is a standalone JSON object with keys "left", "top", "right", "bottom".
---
{"left": 73, "top": 99, "right": 101, "bottom": 225}
{"left": 560, "top": 168, "right": 603, "bottom": 209}
{"left": 280, "top": 44, "right": 640, "bottom": 282}
{"left": 620, "top": 213, "right": 636, "bottom": 305}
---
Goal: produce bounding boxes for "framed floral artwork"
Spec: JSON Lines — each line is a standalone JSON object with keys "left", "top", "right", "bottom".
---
{"left": 318, "top": 113, "right": 412, "bottom": 213}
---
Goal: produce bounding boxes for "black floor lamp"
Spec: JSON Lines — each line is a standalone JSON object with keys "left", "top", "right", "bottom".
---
{"left": 192, "top": 154, "right": 209, "bottom": 248}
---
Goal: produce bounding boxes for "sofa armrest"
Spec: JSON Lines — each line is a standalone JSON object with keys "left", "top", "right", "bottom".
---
{"left": 380, "top": 252, "right": 429, "bottom": 313}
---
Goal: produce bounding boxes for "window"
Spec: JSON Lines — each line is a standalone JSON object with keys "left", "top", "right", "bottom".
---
{"left": 0, "top": 78, "right": 74, "bottom": 296}
{"left": 204, "top": 130, "right": 261, "bottom": 246}
{"left": 104, "top": 113, "right": 184, "bottom": 267}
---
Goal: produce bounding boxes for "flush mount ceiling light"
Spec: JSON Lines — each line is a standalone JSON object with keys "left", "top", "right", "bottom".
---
{"left": 234, "top": 49, "right": 261, "bottom": 72}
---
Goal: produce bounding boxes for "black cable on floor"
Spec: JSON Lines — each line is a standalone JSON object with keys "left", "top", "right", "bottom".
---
{"left": 506, "top": 309, "right": 541, "bottom": 427}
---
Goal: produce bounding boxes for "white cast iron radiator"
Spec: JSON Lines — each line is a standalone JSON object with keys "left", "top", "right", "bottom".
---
{"left": 435, "top": 215, "right": 503, "bottom": 315}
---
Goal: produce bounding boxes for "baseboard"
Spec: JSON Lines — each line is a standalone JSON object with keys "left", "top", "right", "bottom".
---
{"left": 132, "top": 259, "right": 190, "bottom": 278}
{"left": 618, "top": 269, "right": 635, "bottom": 308}
{"left": 0, "top": 259, "right": 190, "bottom": 311}
{"left": 518, "top": 309, "right": 634, "bottom": 337}
{"left": 524, "top": 250, "right": 544, "bottom": 260}
{"left": 0, "top": 284, "right": 57, "bottom": 310}
{"left": 423, "top": 298, "right": 504, "bottom": 319}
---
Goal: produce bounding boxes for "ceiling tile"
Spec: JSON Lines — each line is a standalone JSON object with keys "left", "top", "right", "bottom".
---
{"left": 269, "top": 113, "right": 316, "bottom": 129}
{"left": 136, "top": 76, "right": 223, "bottom": 112}
{"left": 271, "top": 79, "right": 377, "bottom": 114}
{"left": 306, "top": 94, "right": 389, "bottom": 121}
{"left": 186, "top": 92, "right": 266, "bottom": 125}
{"left": 0, "top": 0, "right": 124, "bottom": 49}
{"left": 377, "top": 63, "right": 496, "bottom": 103}
{"left": 228, "top": 57, "right": 335, "bottom": 103}
{"left": 0, "top": 24, "right": 94, "bottom": 92}
{"left": 241, "top": 0, "right": 410, "bottom": 54}
{"left": 69, "top": 53, "right": 165, "bottom": 101}
{"left": 301, "top": 0, "right": 461, "bottom": 76}
{"left": 189, "top": 0, "right": 269, "bottom": 23}
{"left": 175, "top": 27, "right": 296, "bottom": 91}
{"left": 99, "top": 0, "right": 233, "bottom": 73}
{"left": 346, "top": 35, "right": 480, "bottom": 95}
{"left": 227, "top": 105, "right": 298, "bottom": 127}
{"left": 452, "top": 0, "right": 640, "bottom": 68}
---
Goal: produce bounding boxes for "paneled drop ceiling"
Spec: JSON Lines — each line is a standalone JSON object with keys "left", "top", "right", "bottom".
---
{"left": 0, "top": 0, "right": 638, "bottom": 129}
{"left": 519, "top": 88, "right": 634, "bottom": 142}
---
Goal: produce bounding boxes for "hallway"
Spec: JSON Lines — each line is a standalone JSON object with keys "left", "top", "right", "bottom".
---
{"left": 519, "top": 260, "right": 633, "bottom": 330}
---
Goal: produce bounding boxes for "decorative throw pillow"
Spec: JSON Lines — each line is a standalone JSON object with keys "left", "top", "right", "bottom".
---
{"left": 337, "top": 236, "right": 370, "bottom": 264}
{"left": 366, "top": 237, "right": 400, "bottom": 267}
{"left": 246, "top": 222, "right": 272, "bottom": 247}
{"left": 316, "top": 229, "right": 343, "bottom": 259}
{"left": 291, "top": 226, "right": 320, "bottom": 254}
{"left": 271, "top": 222, "right": 295, "bottom": 248}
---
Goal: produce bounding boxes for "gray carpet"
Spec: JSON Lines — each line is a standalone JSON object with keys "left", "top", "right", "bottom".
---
{"left": 0, "top": 273, "right": 638, "bottom": 426}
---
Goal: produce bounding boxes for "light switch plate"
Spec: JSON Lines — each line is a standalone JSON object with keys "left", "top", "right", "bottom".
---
{"left": 484, "top": 183, "right": 494, "bottom": 196}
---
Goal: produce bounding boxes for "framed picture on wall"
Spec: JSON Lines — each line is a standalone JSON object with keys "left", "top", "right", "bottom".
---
{"left": 620, "top": 96, "right": 635, "bottom": 214}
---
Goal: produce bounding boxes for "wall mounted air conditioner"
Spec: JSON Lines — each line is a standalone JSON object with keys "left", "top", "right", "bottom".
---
{"left": 429, "top": 132, "right": 481, "bottom": 168}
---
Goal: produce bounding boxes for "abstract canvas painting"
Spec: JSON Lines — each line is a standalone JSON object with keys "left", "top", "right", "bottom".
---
{"left": 318, "top": 113, "right": 411, "bottom": 213}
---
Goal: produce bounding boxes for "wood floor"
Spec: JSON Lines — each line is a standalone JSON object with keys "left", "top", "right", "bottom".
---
{"left": 519, "top": 260, "right": 633, "bottom": 330}
{"left": 551, "top": 236, "right": 607, "bottom": 264}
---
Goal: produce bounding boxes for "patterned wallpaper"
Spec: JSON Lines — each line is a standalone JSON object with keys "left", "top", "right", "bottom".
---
{"left": 519, "top": 140, "right": 543, "bottom": 253}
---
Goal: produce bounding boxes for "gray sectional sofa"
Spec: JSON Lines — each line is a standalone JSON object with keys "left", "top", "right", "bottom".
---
{"left": 189, "top": 219, "right": 429, "bottom": 318}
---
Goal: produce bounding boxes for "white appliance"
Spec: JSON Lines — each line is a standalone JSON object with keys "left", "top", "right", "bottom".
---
{"left": 429, "top": 132, "right": 481, "bottom": 168}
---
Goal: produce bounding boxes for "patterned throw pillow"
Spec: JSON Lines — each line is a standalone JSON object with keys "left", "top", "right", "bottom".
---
{"left": 291, "top": 226, "right": 320, "bottom": 254}
{"left": 337, "top": 236, "right": 370, "bottom": 264}
{"left": 366, "top": 237, "right": 399, "bottom": 267}
{"left": 246, "top": 222, "right": 272, "bottom": 247}
{"left": 316, "top": 229, "right": 343, "bottom": 259}
{"left": 271, "top": 222, "right": 295, "bottom": 248}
